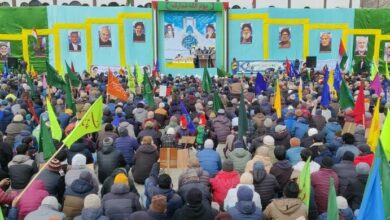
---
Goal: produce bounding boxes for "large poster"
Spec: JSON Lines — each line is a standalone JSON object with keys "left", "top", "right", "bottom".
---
{"left": 164, "top": 11, "right": 216, "bottom": 67}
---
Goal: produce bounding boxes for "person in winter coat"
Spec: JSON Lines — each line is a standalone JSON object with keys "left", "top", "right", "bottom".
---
{"left": 343, "top": 162, "right": 369, "bottom": 211}
{"left": 301, "top": 128, "right": 318, "bottom": 148}
{"left": 245, "top": 146, "right": 272, "bottom": 173}
{"left": 318, "top": 196, "right": 356, "bottom": 220}
{"left": 210, "top": 160, "right": 240, "bottom": 205}
{"left": 154, "top": 103, "right": 168, "bottom": 127}
{"left": 129, "top": 195, "right": 168, "bottom": 220}
{"left": 311, "top": 156, "right": 339, "bottom": 214}
{"left": 311, "top": 109, "right": 327, "bottom": 131}
{"left": 263, "top": 181, "right": 307, "bottom": 219}
{"left": 25, "top": 196, "right": 66, "bottom": 220}
{"left": 227, "top": 185, "right": 263, "bottom": 220}
{"left": 74, "top": 194, "right": 109, "bottom": 220}
{"left": 65, "top": 154, "right": 99, "bottom": 193}
{"left": 178, "top": 157, "right": 210, "bottom": 188}
{"left": 332, "top": 151, "right": 357, "bottom": 195}
{"left": 36, "top": 159, "right": 65, "bottom": 201}
{"left": 212, "top": 109, "right": 231, "bottom": 144}
{"left": 132, "top": 102, "right": 148, "bottom": 123}
{"left": 63, "top": 171, "right": 96, "bottom": 220}
{"left": 262, "top": 135, "right": 277, "bottom": 163}
{"left": 131, "top": 136, "right": 159, "bottom": 184}
{"left": 137, "top": 121, "right": 161, "bottom": 147}
{"left": 67, "top": 141, "right": 94, "bottom": 165}
{"left": 173, "top": 187, "right": 214, "bottom": 220}
{"left": 96, "top": 124, "right": 119, "bottom": 150}
{"left": 291, "top": 115, "right": 309, "bottom": 139}
{"left": 272, "top": 125, "right": 291, "bottom": 149}
{"left": 0, "top": 103, "right": 13, "bottom": 134}
{"left": 8, "top": 144, "right": 38, "bottom": 190}
{"left": 227, "top": 140, "right": 251, "bottom": 174}
{"left": 100, "top": 168, "right": 138, "bottom": 197}
{"left": 197, "top": 139, "right": 221, "bottom": 177}
{"left": 163, "top": 116, "right": 180, "bottom": 135}
{"left": 0, "top": 131, "right": 13, "bottom": 173}
{"left": 5, "top": 114, "right": 29, "bottom": 146}
{"left": 224, "top": 173, "right": 262, "bottom": 211}
{"left": 322, "top": 117, "right": 342, "bottom": 144}
{"left": 336, "top": 133, "right": 360, "bottom": 162}
{"left": 102, "top": 173, "right": 142, "bottom": 219}
{"left": 117, "top": 118, "right": 136, "bottom": 138}
{"left": 270, "top": 146, "right": 293, "bottom": 194}
{"left": 97, "top": 137, "right": 127, "bottom": 183}
{"left": 114, "top": 127, "right": 139, "bottom": 166}
{"left": 178, "top": 168, "right": 212, "bottom": 207}
{"left": 161, "top": 127, "right": 178, "bottom": 148}
{"left": 286, "top": 138, "right": 304, "bottom": 166}
{"left": 144, "top": 164, "right": 183, "bottom": 218}
{"left": 17, "top": 180, "right": 49, "bottom": 220}
{"left": 252, "top": 161, "right": 280, "bottom": 209}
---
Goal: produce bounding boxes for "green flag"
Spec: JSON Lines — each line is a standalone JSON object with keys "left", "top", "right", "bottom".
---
{"left": 385, "top": 61, "right": 390, "bottom": 80}
{"left": 135, "top": 64, "right": 143, "bottom": 85}
{"left": 217, "top": 67, "right": 228, "bottom": 78}
{"left": 339, "top": 79, "right": 355, "bottom": 110}
{"left": 63, "top": 96, "right": 103, "bottom": 147}
{"left": 25, "top": 72, "right": 37, "bottom": 100}
{"left": 377, "top": 141, "right": 390, "bottom": 219}
{"left": 381, "top": 111, "right": 390, "bottom": 160}
{"left": 64, "top": 75, "right": 77, "bottom": 115}
{"left": 46, "top": 97, "right": 62, "bottom": 141}
{"left": 0, "top": 204, "right": 4, "bottom": 220}
{"left": 65, "top": 61, "right": 80, "bottom": 87}
{"left": 143, "top": 72, "right": 155, "bottom": 108}
{"left": 327, "top": 177, "right": 339, "bottom": 220}
{"left": 39, "top": 119, "right": 57, "bottom": 161}
{"left": 238, "top": 88, "right": 248, "bottom": 139}
{"left": 45, "top": 61, "right": 65, "bottom": 89}
{"left": 370, "top": 62, "right": 378, "bottom": 81}
{"left": 202, "top": 68, "right": 212, "bottom": 93}
{"left": 212, "top": 92, "right": 224, "bottom": 113}
{"left": 298, "top": 157, "right": 311, "bottom": 210}
{"left": 127, "top": 65, "right": 136, "bottom": 94}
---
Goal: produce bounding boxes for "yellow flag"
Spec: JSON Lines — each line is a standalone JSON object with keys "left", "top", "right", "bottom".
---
{"left": 63, "top": 96, "right": 103, "bottom": 148}
{"left": 135, "top": 64, "right": 143, "bottom": 85}
{"left": 298, "top": 77, "right": 303, "bottom": 101}
{"left": 367, "top": 98, "right": 380, "bottom": 152}
{"left": 127, "top": 65, "right": 136, "bottom": 94}
{"left": 380, "top": 108, "right": 390, "bottom": 160}
{"left": 46, "top": 97, "right": 62, "bottom": 141}
{"left": 30, "top": 65, "right": 37, "bottom": 79}
{"left": 274, "top": 79, "right": 282, "bottom": 118}
{"left": 328, "top": 69, "right": 337, "bottom": 99}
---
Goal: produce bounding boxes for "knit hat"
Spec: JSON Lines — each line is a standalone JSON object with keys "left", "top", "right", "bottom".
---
{"left": 159, "top": 102, "right": 165, "bottom": 108}
{"left": 263, "top": 135, "right": 275, "bottom": 146}
{"left": 41, "top": 196, "right": 60, "bottom": 210}
{"left": 289, "top": 138, "right": 301, "bottom": 147}
{"left": 103, "top": 137, "right": 114, "bottom": 147}
{"left": 240, "top": 172, "right": 253, "bottom": 184}
{"left": 72, "top": 154, "right": 86, "bottom": 167}
{"left": 307, "top": 128, "right": 318, "bottom": 137}
{"left": 114, "top": 173, "right": 128, "bottom": 185}
{"left": 158, "top": 174, "right": 172, "bottom": 189}
{"left": 264, "top": 118, "right": 272, "bottom": 128}
{"left": 237, "top": 185, "right": 253, "bottom": 202}
{"left": 187, "top": 157, "right": 200, "bottom": 168}
{"left": 47, "top": 159, "right": 61, "bottom": 172}
{"left": 204, "top": 139, "right": 214, "bottom": 149}
{"left": 84, "top": 194, "right": 101, "bottom": 209}
{"left": 150, "top": 195, "right": 167, "bottom": 213}
{"left": 207, "top": 101, "right": 213, "bottom": 107}
{"left": 356, "top": 162, "right": 370, "bottom": 175}
{"left": 222, "top": 159, "right": 234, "bottom": 172}
{"left": 167, "top": 127, "right": 175, "bottom": 135}
{"left": 186, "top": 188, "right": 202, "bottom": 205}
{"left": 275, "top": 125, "right": 286, "bottom": 133}
{"left": 336, "top": 196, "right": 349, "bottom": 209}
{"left": 13, "top": 114, "right": 24, "bottom": 122}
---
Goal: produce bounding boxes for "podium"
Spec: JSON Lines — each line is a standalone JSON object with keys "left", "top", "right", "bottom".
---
{"left": 199, "top": 54, "right": 209, "bottom": 68}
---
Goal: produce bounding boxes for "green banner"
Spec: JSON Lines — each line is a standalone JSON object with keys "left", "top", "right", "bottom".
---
{"left": 158, "top": 2, "right": 224, "bottom": 11}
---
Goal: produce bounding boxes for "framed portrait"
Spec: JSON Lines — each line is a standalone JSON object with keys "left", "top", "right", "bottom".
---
{"left": 0, "top": 41, "right": 10, "bottom": 61}
{"left": 34, "top": 36, "right": 46, "bottom": 58}
{"left": 279, "top": 27, "right": 291, "bottom": 48}
{"left": 240, "top": 23, "right": 252, "bottom": 44}
{"left": 164, "top": 23, "right": 175, "bottom": 39}
{"left": 99, "top": 25, "right": 112, "bottom": 47}
{"left": 355, "top": 36, "right": 368, "bottom": 57}
{"left": 68, "top": 31, "right": 81, "bottom": 52}
{"left": 133, "top": 21, "right": 145, "bottom": 43}
{"left": 384, "top": 42, "right": 390, "bottom": 63}
{"left": 319, "top": 32, "right": 332, "bottom": 53}
{"left": 205, "top": 23, "right": 216, "bottom": 39}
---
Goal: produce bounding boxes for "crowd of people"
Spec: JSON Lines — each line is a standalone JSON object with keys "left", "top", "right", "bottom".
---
{"left": 0, "top": 65, "right": 388, "bottom": 220}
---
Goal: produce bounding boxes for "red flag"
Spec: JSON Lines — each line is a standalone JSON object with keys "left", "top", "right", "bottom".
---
{"left": 71, "top": 61, "right": 75, "bottom": 73}
{"left": 107, "top": 70, "right": 129, "bottom": 102}
{"left": 353, "top": 81, "right": 365, "bottom": 125}
{"left": 285, "top": 58, "right": 291, "bottom": 76}
{"left": 26, "top": 99, "right": 39, "bottom": 124}
{"left": 339, "top": 39, "right": 346, "bottom": 56}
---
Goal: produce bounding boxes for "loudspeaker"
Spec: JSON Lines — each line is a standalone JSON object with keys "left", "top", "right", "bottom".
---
{"left": 306, "top": 56, "right": 317, "bottom": 68}
{"left": 7, "top": 57, "right": 19, "bottom": 69}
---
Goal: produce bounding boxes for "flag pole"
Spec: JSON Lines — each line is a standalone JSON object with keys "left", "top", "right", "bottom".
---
{"left": 13, "top": 143, "right": 67, "bottom": 204}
